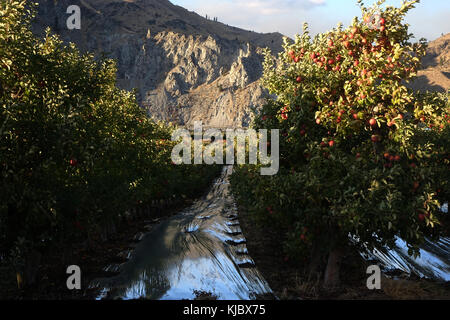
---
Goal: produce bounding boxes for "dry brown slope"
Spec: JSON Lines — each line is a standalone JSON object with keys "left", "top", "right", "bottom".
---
{"left": 408, "top": 33, "right": 450, "bottom": 92}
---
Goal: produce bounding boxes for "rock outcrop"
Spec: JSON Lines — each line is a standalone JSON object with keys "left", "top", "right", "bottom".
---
{"left": 31, "top": 1, "right": 447, "bottom": 129}
{"left": 32, "top": 0, "right": 285, "bottom": 128}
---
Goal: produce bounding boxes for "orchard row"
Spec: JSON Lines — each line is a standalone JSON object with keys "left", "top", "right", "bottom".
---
{"left": 0, "top": 1, "right": 220, "bottom": 266}
{"left": 231, "top": 0, "right": 449, "bottom": 287}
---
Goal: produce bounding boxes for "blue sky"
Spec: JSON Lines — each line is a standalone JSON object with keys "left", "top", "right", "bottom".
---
{"left": 171, "top": 0, "right": 449, "bottom": 41}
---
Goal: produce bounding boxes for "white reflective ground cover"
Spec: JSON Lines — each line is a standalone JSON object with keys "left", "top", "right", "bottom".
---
{"left": 91, "top": 166, "right": 273, "bottom": 300}
{"left": 361, "top": 203, "right": 449, "bottom": 281}
{"left": 91, "top": 167, "right": 449, "bottom": 300}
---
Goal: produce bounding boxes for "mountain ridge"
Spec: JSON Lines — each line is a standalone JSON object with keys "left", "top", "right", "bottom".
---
{"left": 33, "top": 0, "right": 285, "bottom": 128}
{"left": 32, "top": 1, "right": 448, "bottom": 128}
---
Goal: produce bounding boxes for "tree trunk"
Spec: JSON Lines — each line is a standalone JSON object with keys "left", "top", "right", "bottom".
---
{"left": 323, "top": 247, "right": 343, "bottom": 289}
{"left": 16, "top": 249, "right": 42, "bottom": 288}
{"left": 308, "top": 242, "right": 323, "bottom": 281}
{"left": 23, "top": 249, "right": 42, "bottom": 287}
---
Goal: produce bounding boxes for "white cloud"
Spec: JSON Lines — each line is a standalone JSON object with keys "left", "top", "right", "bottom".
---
{"left": 175, "top": 0, "right": 447, "bottom": 41}
{"left": 238, "top": 0, "right": 327, "bottom": 12}
{"left": 179, "top": 0, "right": 327, "bottom": 36}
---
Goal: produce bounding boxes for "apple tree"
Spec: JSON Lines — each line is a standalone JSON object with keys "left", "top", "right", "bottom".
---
{"left": 231, "top": 0, "right": 449, "bottom": 287}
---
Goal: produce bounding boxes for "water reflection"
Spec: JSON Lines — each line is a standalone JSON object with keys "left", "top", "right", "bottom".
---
{"left": 91, "top": 166, "right": 273, "bottom": 300}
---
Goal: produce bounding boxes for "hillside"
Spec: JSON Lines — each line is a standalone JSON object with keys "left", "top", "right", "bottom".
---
{"left": 409, "top": 33, "right": 450, "bottom": 92}
{"left": 32, "top": 1, "right": 448, "bottom": 128}
{"left": 32, "top": 0, "right": 285, "bottom": 128}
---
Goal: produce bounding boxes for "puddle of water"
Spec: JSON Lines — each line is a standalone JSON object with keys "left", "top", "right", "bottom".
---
{"left": 91, "top": 166, "right": 273, "bottom": 300}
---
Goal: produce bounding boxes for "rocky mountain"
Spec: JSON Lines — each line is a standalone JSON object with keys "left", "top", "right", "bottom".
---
{"left": 31, "top": 1, "right": 448, "bottom": 129}
{"left": 32, "top": 0, "right": 285, "bottom": 128}
{"left": 409, "top": 33, "right": 450, "bottom": 93}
